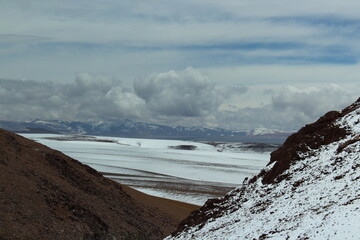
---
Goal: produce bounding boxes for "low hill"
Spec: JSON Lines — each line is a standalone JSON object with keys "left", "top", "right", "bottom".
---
{"left": 0, "top": 128, "right": 196, "bottom": 240}
{"left": 167, "top": 98, "right": 360, "bottom": 239}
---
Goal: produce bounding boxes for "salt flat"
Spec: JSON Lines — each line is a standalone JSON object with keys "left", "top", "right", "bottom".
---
{"left": 23, "top": 134, "right": 271, "bottom": 205}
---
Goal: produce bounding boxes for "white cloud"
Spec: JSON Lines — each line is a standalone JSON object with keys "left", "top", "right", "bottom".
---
{"left": 1, "top": 0, "right": 360, "bottom": 85}
{"left": 216, "top": 84, "right": 358, "bottom": 130}
{"left": 2, "top": 1, "right": 359, "bottom": 47}
{"left": 202, "top": 64, "right": 360, "bottom": 85}
{"left": 101, "top": 87, "right": 146, "bottom": 119}
{"left": 0, "top": 74, "right": 145, "bottom": 121}
{"left": 272, "top": 85, "right": 348, "bottom": 116}
{"left": 0, "top": 72, "right": 358, "bottom": 131}
{"left": 134, "top": 67, "right": 226, "bottom": 117}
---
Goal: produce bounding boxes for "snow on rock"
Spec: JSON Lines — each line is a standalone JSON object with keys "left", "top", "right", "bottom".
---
{"left": 167, "top": 98, "right": 360, "bottom": 240}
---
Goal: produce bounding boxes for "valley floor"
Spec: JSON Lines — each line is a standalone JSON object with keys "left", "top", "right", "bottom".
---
{"left": 23, "top": 134, "right": 272, "bottom": 205}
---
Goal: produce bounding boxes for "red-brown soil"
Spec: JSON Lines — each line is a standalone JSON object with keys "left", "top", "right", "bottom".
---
{"left": 0, "top": 128, "right": 198, "bottom": 240}
{"left": 121, "top": 185, "right": 199, "bottom": 223}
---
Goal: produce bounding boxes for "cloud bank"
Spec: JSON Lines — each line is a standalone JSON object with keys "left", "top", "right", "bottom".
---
{"left": 134, "top": 67, "right": 229, "bottom": 117}
{"left": 217, "top": 84, "right": 358, "bottom": 130}
{"left": 0, "top": 68, "right": 357, "bottom": 131}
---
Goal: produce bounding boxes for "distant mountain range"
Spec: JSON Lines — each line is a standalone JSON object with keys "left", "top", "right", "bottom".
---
{"left": 0, "top": 119, "right": 292, "bottom": 143}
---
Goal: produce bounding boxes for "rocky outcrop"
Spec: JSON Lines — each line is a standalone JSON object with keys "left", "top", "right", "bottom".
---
{"left": 260, "top": 97, "right": 360, "bottom": 184}
{"left": 0, "top": 129, "right": 178, "bottom": 240}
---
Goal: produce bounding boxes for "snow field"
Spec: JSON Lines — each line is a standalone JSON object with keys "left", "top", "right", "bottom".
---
{"left": 23, "top": 134, "right": 270, "bottom": 205}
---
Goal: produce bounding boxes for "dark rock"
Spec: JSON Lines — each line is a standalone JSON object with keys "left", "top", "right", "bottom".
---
{"left": 169, "top": 145, "right": 197, "bottom": 150}
{"left": 260, "top": 108, "right": 351, "bottom": 184}
{"left": 337, "top": 135, "right": 360, "bottom": 153}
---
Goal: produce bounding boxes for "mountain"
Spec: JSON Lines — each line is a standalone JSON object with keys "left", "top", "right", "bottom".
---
{"left": 0, "top": 128, "right": 192, "bottom": 240}
{"left": 0, "top": 119, "right": 291, "bottom": 143}
{"left": 166, "top": 98, "right": 360, "bottom": 239}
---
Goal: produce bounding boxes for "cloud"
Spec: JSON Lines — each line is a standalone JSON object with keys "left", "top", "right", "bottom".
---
{"left": 216, "top": 84, "right": 358, "bottom": 130}
{"left": 0, "top": 67, "right": 249, "bottom": 127}
{"left": 0, "top": 34, "right": 49, "bottom": 43}
{"left": 0, "top": 79, "right": 64, "bottom": 119}
{"left": 0, "top": 79, "right": 55, "bottom": 104}
{"left": 134, "top": 67, "right": 227, "bottom": 117}
{"left": 62, "top": 74, "right": 146, "bottom": 120}
{"left": 0, "top": 75, "right": 145, "bottom": 121}
{"left": 271, "top": 85, "right": 353, "bottom": 118}
{"left": 2, "top": 0, "right": 360, "bottom": 85}
{"left": 1, "top": 1, "right": 359, "bottom": 131}
{"left": 0, "top": 67, "right": 247, "bottom": 123}
{"left": 0, "top": 69, "right": 357, "bottom": 131}
{"left": 99, "top": 87, "right": 146, "bottom": 119}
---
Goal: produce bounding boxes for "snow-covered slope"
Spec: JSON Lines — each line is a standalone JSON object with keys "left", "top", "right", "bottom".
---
{"left": 167, "top": 98, "right": 360, "bottom": 240}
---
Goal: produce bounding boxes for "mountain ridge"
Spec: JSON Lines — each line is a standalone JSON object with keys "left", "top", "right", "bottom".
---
{"left": 0, "top": 119, "right": 292, "bottom": 143}
{"left": 167, "top": 97, "right": 360, "bottom": 239}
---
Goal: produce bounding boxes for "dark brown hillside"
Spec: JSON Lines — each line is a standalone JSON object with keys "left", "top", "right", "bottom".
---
{"left": 0, "top": 128, "right": 179, "bottom": 240}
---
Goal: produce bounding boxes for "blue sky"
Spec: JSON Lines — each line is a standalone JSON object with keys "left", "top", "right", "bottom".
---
{"left": 0, "top": 0, "right": 359, "bottom": 130}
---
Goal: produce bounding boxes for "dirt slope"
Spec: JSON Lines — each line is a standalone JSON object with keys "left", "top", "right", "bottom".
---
{"left": 121, "top": 185, "right": 199, "bottom": 223}
{"left": 0, "top": 128, "right": 190, "bottom": 240}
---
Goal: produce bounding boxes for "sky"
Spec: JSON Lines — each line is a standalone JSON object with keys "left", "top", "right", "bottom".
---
{"left": 0, "top": 0, "right": 359, "bottom": 131}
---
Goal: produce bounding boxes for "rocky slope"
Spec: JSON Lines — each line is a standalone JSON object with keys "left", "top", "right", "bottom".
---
{"left": 0, "top": 128, "right": 181, "bottom": 240}
{"left": 167, "top": 98, "right": 360, "bottom": 239}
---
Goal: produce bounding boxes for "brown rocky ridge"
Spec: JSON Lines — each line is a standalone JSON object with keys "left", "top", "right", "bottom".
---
{"left": 0, "top": 128, "right": 197, "bottom": 240}
{"left": 260, "top": 97, "right": 360, "bottom": 184}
